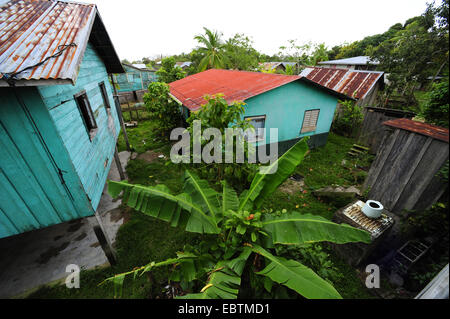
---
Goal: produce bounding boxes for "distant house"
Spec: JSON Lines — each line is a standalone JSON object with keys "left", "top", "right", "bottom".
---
{"left": 317, "top": 56, "right": 379, "bottom": 71}
{"left": 114, "top": 63, "right": 157, "bottom": 93}
{"left": 259, "top": 62, "right": 298, "bottom": 73}
{"left": 175, "top": 61, "right": 193, "bottom": 70}
{"left": 0, "top": 0, "right": 124, "bottom": 239}
{"left": 300, "top": 67, "right": 385, "bottom": 106}
{"left": 169, "top": 69, "right": 349, "bottom": 151}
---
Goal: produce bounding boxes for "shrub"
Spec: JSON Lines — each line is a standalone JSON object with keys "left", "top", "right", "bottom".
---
{"left": 143, "top": 82, "right": 183, "bottom": 139}
{"left": 186, "top": 94, "right": 257, "bottom": 191}
{"left": 421, "top": 80, "right": 449, "bottom": 128}
{"left": 332, "top": 100, "right": 363, "bottom": 137}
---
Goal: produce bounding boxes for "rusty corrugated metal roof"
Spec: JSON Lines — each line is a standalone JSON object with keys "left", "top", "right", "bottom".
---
{"left": 0, "top": 0, "right": 124, "bottom": 85}
{"left": 169, "top": 69, "right": 301, "bottom": 110}
{"left": 383, "top": 118, "right": 449, "bottom": 143}
{"left": 300, "top": 67, "right": 384, "bottom": 100}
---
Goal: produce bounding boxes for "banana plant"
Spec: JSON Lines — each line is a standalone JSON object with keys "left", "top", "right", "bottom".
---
{"left": 102, "top": 138, "right": 371, "bottom": 299}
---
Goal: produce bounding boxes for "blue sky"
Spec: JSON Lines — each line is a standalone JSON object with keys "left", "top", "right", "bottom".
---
{"left": 91, "top": 0, "right": 433, "bottom": 61}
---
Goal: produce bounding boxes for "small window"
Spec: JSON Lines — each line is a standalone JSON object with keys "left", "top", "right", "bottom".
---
{"left": 74, "top": 91, "right": 97, "bottom": 139}
{"left": 244, "top": 115, "right": 266, "bottom": 142}
{"left": 99, "top": 82, "right": 111, "bottom": 109}
{"left": 301, "top": 109, "right": 320, "bottom": 133}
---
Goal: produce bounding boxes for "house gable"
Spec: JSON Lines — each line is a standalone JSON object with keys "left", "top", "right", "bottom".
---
{"left": 243, "top": 80, "right": 338, "bottom": 145}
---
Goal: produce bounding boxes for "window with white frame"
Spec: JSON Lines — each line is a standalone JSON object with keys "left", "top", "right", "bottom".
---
{"left": 244, "top": 115, "right": 266, "bottom": 142}
{"left": 301, "top": 109, "right": 320, "bottom": 133}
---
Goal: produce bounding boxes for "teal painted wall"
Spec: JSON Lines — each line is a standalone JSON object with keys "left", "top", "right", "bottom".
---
{"left": 115, "top": 65, "right": 157, "bottom": 92}
{"left": 243, "top": 80, "right": 338, "bottom": 145}
{"left": 38, "top": 42, "right": 121, "bottom": 214}
{"left": 0, "top": 87, "right": 93, "bottom": 239}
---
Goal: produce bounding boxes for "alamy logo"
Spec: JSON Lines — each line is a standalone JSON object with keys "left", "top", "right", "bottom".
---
{"left": 65, "top": 264, "right": 80, "bottom": 289}
{"left": 170, "top": 120, "right": 279, "bottom": 174}
{"left": 365, "top": 264, "right": 380, "bottom": 288}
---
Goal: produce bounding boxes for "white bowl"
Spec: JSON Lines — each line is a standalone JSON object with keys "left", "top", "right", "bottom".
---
{"left": 362, "top": 200, "right": 383, "bottom": 219}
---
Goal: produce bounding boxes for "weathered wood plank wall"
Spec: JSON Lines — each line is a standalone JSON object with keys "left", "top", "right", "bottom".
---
{"left": 38, "top": 43, "right": 121, "bottom": 212}
{"left": 357, "top": 107, "right": 415, "bottom": 154}
{"left": 364, "top": 127, "right": 449, "bottom": 214}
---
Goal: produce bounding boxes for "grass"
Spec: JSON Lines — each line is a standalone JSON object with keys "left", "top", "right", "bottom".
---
{"left": 29, "top": 120, "right": 377, "bottom": 299}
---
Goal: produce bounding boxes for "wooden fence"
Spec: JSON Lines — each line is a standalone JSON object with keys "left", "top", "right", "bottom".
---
{"left": 357, "top": 106, "right": 415, "bottom": 154}
{"left": 364, "top": 123, "right": 449, "bottom": 214}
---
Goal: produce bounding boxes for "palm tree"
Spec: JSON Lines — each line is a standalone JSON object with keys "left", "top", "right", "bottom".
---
{"left": 194, "top": 27, "right": 227, "bottom": 72}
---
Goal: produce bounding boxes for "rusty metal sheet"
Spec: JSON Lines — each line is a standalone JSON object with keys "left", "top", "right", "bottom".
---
{"left": 0, "top": 0, "right": 96, "bottom": 83}
{"left": 169, "top": 69, "right": 301, "bottom": 110}
{"left": 302, "top": 67, "right": 384, "bottom": 100}
{"left": 383, "top": 118, "right": 449, "bottom": 143}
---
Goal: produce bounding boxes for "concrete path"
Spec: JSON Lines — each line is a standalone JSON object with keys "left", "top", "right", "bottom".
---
{"left": 0, "top": 151, "right": 131, "bottom": 298}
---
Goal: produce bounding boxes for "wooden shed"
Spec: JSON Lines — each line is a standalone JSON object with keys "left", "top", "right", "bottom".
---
{"left": 0, "top": 0, "right": 124, "bottom": 239}
{"left": 357, "top": 107, "right": 416, "bottom": 154}
{"left": 364, "top": 118, "right": 449, "bottom": 214}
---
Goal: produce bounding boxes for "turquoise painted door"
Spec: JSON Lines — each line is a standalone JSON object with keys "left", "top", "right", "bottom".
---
{"left": 0, "top": 89, "right": 92, "bottom": 239}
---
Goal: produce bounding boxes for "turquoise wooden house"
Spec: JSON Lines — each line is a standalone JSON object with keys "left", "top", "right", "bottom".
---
{"left": 169, "top": 69, "right": 350, "bottom": 151}
{"left": 0, "top": 0, "right": 124, "bottom": 239}
{"left": 114, "top": 63, "right": 157, "bottom": 93}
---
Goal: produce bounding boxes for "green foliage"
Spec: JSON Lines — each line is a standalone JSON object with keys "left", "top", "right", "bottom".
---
{"left": 194, "top": 27, "right": 227, "bottom": 72}
{"left": 278, "top": 40, "right": 329, "bottom": 67}
{"left": 402, "top": 202, "right": 449, "bottom": 239}
{"left": 370, "top": 1, "right": 449, "bottom": 107}
{"left": 104, "top": 139, "right": 370, "bottom": 299}
{"left": 186, "top": 94, "right": 256, "bottom": 190}
{"left": 332, "top": 100, "right": 364, "bottom": 137}
{"left": 155, "top": 57, "right": 186, "bottom": 83}
{"left": 421, "top": 80, "right": 449, "bottom": 128}
{"left": 275, "top": 244, "right": 344, "bottom": 284}
{"left": 223, "top": 33, "right": 260, "bottom": 71}
{"left": 143, "top": 82, "right": 183, "bottom": 138}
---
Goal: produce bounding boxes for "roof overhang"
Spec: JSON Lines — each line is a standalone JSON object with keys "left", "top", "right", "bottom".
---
{"left": 0, "top": 0, "right": 124, "bottom": 87}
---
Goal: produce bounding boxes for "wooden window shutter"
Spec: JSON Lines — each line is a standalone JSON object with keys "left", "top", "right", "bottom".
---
{"left": 301, "top": 109, "right": 320, "bottom": 133}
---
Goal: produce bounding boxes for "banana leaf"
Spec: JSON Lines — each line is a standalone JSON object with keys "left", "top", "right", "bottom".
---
{"left": 107, "top": 180, "right": 220, "bottom": 234}
{"left": 262, "top": 211, "right": 371, "bottom": 245}
{"left": 252, "top": 245, "right": 342, "bottom": 299}
{"left": 239, "top": 137, "right": 309, "bottom": 211}
{"left": 176, "top": 261, "right": 242, "bottom": 299}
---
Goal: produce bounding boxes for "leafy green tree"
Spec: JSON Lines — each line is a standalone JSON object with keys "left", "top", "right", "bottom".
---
{"left": 278, "top": 40, "right": 329, "bottom": 68}
{"left": 103, "top": 139, "right": 371, "bottom": 299}
{"left": 186, "top": 94, "right": 255, "bottom": 190}
{"left": 332, "top": 100, "right": 364, "bottom": 137}
{"left": 223, "top": 33, "right": 260, "bottom": 71}
{"left": 194, "top": 27, "right": 227, "bottom": 71}
{"left": 155, "top": 57, "right": 186, "bottom": 83}
{"left": 143, "top": 82, "right": 183, "bottom": 138}
{"left": 421, "top": 79, "right": 449, "bottom": 128}
{"left": 370, "top": 1, "right": 448, "bottom": 106}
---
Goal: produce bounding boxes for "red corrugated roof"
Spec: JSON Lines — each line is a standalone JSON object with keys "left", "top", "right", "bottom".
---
{"left": 169, "top": 69, "right": 300, "bottom": 110}
{"left": 383, "top": 118, "right": 449, "bottom": 143}
{"left": 301, "top": 67, "right": 384, "bottom": 100}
